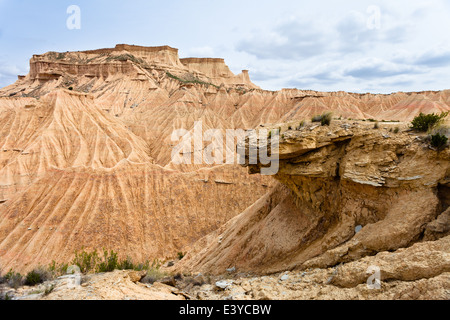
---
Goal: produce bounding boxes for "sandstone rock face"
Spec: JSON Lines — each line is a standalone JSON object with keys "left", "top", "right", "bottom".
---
{"left": 177, "top": 121, "right": 450, "bottom": 283}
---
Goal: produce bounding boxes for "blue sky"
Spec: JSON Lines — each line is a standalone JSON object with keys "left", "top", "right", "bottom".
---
{"left": 1, "top": 0, "right": 450, "bottom": 93}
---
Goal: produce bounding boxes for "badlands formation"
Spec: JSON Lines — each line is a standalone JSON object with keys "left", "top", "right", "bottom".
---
{"left": 0, "top": 44, "right": 449, "bottom": 300}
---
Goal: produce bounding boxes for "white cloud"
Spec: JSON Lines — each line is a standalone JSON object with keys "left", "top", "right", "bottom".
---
{"left": 0, "top": 62, "right": 26, "bottom": 88}
{"left": 182, "top": 46, "right": 216, "bottom": 58}
{"left": 343, "top": 57, "right": 424, "bottom": 79}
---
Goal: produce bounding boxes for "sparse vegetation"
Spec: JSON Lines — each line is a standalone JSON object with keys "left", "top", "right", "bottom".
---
{"left": 48, "top": 260, "right": 69, "bottom": 277}
{"left": 44, "top": 284, "right": 55, "bottom": 296}
{"left": 177, "top": 252, "right": 185, "bottom": 260}
{"left": 24, "top": 268, "right": 51, "bottom": 286}
{"left": 4, "top": 270, "right": 24, "bottom": 289}
{"left": 106, "top": 54, "right": 145, "bottom": 65}
{"left": 71, "top": 249, "right": 100, "bottom": 274}
{"left": 166, "top": 72, "right": 220, "bottom": 89}
{"left": 430, "top": 133, "right": 448, "bottom": 151}
{"left": 312, "top": 112, "right": 332, "bottom": 126}
{"left": 96, "top": 250, "right": 120, "bottom": 273}
{"left": 394, "top": 127, "right": 400, "bottom": 134}
{"left": 69, "top": 248, "right": 163, "bottom": 274}
{"left": 297, "top": 121, "right": 306, "bottom": 130}
{"left": 0, "top": 249, "right": 174, "bottom": 294}
{"left": 140, "top": 268, "right": 168, "bottom": 285}
{"left": 374, "top": 121, "right": 380, "bottom": 129}
{"left": 411, "top": 112, "right": 449, "bottom": 132}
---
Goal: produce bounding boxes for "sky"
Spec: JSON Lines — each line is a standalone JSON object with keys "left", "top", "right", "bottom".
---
{"left": 0, "top": 0, "right": 450, "bottom": 93}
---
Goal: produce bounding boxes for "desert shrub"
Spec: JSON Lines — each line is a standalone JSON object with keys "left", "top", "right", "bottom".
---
{"left": 118, "top": 257, "right": 136, "bottom": 270}
{"left": 68, "top": 249, "right": 158, "bottom": 274}
{"left": 71, "top": 249, "right": 100, "bottom": 274}
{"left": 430, "top": 133, "right": 448, "bottom": 151}
{"left": 374, "top": 122, "right": 380, "bottom": 129}
{"left": 24, "top": 268, "right": 51, "bottom": 286}
{"left": 0, "top": 290, "right": 12, "bottom": 300}
{"left": 68, "top": 86, "right": 73, "bottom": 91}
{"left": 44, "top": 284, "right": 55, "bottom": 296}
{"left": 411, "top": 112, "right": 448, "bottom": 132}
{"left": 394, "top": 127, "right": 400, "bottom": 134}
{"left": 140, "top": 268, "right": 168, "bottom": 285}
{"left": 96, "top": 250, "right": 119, "bottom": 273}
{"left": 166, "top": 72, "right": 220, "bottom": 89}
{"left": 177, "top": 252, "right": 185, "bottom": 260}
{"left": 312, "top": 112, "right": 332, "bottom": 126}
{"left": 4, "top": 270, "right": 23, "bottom": 289}
{"left": 48, "top": 261, "right": 69, "bottom": 277}
{"left": 322, "top": 113, "right": 332, "bottom": 125}
{"left": 133, "top": 261, "right": 150, "bottom": 272}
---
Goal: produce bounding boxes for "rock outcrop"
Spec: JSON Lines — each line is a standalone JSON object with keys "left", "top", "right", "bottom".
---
{"left": 177, "top": 120, "right": 450, "bottom": 284}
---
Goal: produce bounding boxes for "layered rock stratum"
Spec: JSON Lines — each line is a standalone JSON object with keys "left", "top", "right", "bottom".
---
{"left": 0, "top": 45, "right": 449, "bottom": 301}
{"left": 176, "top": 120, "right": 450, "bottom": 299}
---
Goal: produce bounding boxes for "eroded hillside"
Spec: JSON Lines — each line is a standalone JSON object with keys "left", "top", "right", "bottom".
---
{"left": 0, "top": 44, "right": 449, "bottom": 276}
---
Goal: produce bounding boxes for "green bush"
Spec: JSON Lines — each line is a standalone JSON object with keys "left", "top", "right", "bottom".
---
{"left": 118, "top": 257, "right": 136, "bottom": 270}
{"left": 96, "top": 250, "right": 119, "bottom": 273}
{"left": 430, "top": 133, "right": 448, "bottom": 151}
{"left": 312, "top": 112, "right": 332, "bottom": 126}
{"left": 48, "top": 261, "right": 69, "bottom": 277}
{"left": 411, "top": 112, "right": 448, "bottom": 132}
{"left": 25, "top": 270, "right": 43, "bottom": 286}
{"left": 166, "top": 72, "right": 220, "bottom": 89}
{"left": 71, "top": 249, "right": 100, "bottom": 274}
{"left": 25, "top": 268, "right": 52, "bottom": 286}
{"left": 4, "top": 270, "right": 23, "bottom": 289}
{"left": 140, "top": 268, "right": 168, "bottom": 285}
{"left": 71, "top": 249, "right": 145, "bottom": 274}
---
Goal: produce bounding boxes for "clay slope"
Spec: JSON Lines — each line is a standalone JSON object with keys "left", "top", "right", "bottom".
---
{"left": 0, "top": 91, "right": 270, "bottom": 273}
{"left": 0, "top": 90, "right": 152, "bottom": 200}
{"left": 177, "top": 120, "right": 450, "bottom": 278}
{"left": 0, "top": 161, "right": 270, "bottom": 271}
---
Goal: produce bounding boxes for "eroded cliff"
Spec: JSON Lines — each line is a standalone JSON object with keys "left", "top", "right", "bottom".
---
{"left": 177, "top": 120, "right": 450, "bottom": 287}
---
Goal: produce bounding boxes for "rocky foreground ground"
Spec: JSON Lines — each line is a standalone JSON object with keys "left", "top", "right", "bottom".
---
{"left": 2, "top": 235, "right": 448, "bottom": 300}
